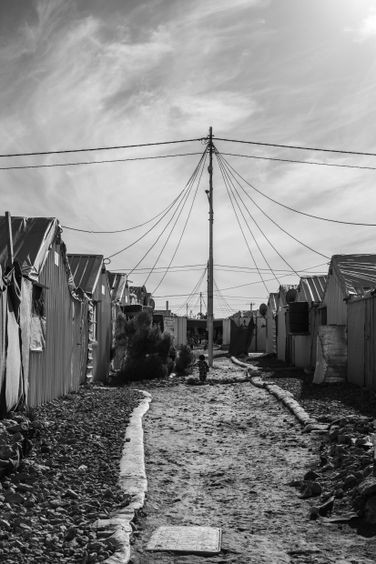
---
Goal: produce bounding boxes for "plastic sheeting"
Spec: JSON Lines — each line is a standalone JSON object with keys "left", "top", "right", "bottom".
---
{"left": 313, "top": 325, "right": 347, "bottom": 384}
{"left": 5, "top": 296, "right": 22, "bottom": 412}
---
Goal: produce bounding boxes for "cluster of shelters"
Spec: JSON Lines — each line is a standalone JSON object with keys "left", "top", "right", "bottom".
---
{"left": 0, "top": 214, "right": 154, "bottom": 415}
{"left": 263, "top": 255, "right": 376, "bottom": 389}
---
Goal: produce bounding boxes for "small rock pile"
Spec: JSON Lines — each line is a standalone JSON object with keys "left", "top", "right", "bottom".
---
{"left": 292, "top": 415, "right": 376, "bottom": 522}
{"left": 0, "top": 412, "right": 35, "bottom": 480}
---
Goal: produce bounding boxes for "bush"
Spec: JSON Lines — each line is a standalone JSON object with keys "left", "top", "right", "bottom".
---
{"left": 116, "top": 312, "right": 174, "bottom": 382}
{"left": 175, "top": 344, "right": 194, "bottom": 375}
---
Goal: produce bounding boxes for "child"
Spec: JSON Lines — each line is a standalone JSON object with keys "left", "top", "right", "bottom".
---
{"left": 197, "top": 354, "right": 209, "bottom": 382}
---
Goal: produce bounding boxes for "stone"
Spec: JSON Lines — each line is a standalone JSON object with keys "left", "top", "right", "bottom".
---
{"left": 364, "top": 495, "right": 376, "bottom": 524}
{"left": 343, "top": 474, "right": 357, "bottom": 490}
{"left": 147, "top": 526, "right": 222, "bottom": 555}
{"left": 356, "top": 476, "right": 376, "bottom": 498}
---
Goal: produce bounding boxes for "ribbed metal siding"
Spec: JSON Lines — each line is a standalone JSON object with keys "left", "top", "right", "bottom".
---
{"left": 348, "top": 295, "right": 376, "bottom": 390}
{"left": 92, "top": 271, "right": 112, "bottom": 382}
{"left": 364, "top": 296, "right": 376, "bottom": 390}
{"left": 28, "top": 244, "right": 88, "bottom": 406}
{"left": 347, "top": 299, "right": 365, "bottom": 387}
{"left": 323, "top": 273, "right": 347, "bottom": 325}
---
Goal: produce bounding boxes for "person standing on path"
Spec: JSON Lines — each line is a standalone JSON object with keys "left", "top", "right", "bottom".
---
{"left": 197, "top": 354, "right": 209, "bottom": 382}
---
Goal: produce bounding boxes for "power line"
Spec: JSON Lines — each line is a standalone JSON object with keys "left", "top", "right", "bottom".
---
{"left": 113, "top": 261, "right": 328, "bottom": 274}
{"left": 220, "top": 151, "right": 376, "bottom": 172}
{"left": 151, "top": 152, "right": 207, "bottom": 293}
{"left": 62, "top": 186, "right": 197, "bottom": 234}
{"left": 216, "top": 137, "right": 376, "bottom": 158}
{"left": 217, "top": 155, "right": 270, "bottom": 294}
{"left": 105, "top": 150, "right": 207, "bottom": 260}
{"left": 126, "top": 151, "right": 207, "bottom": 273}
{"left": 229, "top": 169, "right": 376, "bottom": 227}
{"left": 0, "top": 138, "right": 204, "bottom": 159}
{"left": 217, "top": 151, "right": 301, "bottom": 277}
{"left": 219, "top": 153, "right": 330, "bottom": 259}
{"left": 0, "top": 151, "right": 203, "bottom": 171}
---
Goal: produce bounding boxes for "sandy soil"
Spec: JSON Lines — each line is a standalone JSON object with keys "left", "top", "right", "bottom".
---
{"left": 130, "top": 357, "right": 376, "bottom": 564}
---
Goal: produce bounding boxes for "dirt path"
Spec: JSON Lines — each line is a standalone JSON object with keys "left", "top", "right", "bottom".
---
{"left": 130, "top": 358, "right": 376, "bottom": 563}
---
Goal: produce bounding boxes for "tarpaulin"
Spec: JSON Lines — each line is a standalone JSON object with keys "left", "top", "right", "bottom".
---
{"left": 229, "top": 318, "right": 255, "bottom": 356}
{"left": 5, "top": 295, "right": 22, "bottom": 412}
{"left": 20, "top": 278, "right": 33, "bottom": 403}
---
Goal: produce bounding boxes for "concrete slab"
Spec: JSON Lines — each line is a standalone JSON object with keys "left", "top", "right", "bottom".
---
{"left": 146, "top": 525, "right": 222, "bottom": 555}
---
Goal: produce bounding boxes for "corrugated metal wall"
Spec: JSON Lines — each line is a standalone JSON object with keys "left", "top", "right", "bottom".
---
{"left": 323, "top": 273, "right": 347, "bottom": 325}
{"left": 28, "top": 244, "right": 89, "bottom": 406}
{"left": 347, "top": 299, "right": 365, "bottom": 387}
{"left": 92, "top": 271, "right": 112, "bottom": 382}
{"left": 348, "top": 295, "right": 376, "bottom": 390}
{"left": 265, "top": 309, "right": 277, "bottom": 354}
{"left": 364, "top": 297, "right": 376, "bottom": 390}
{"left": 277, "top": 309, "right": 287, "bottom": 361}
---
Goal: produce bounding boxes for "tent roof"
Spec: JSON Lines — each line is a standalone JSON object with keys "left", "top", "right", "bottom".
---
{"left": 68, "top": 254, "right": 104, "bottom": 295}
{"left": 0, "top": 216, "right": 58, "bottom": 278}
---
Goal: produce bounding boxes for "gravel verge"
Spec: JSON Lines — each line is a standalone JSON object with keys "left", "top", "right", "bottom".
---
{"left": 0, "top": 385, "right": 142, "bottom": 564}
{"left": 243, "top": 354, "right": 376, "bottom": 420}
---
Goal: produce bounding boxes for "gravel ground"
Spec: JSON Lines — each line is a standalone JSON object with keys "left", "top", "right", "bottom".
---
{"left": 0, "top": 385, "right": 142, "bottom": 564}
{"left": 246, "top": 354, "right": 376, "bottom": 420}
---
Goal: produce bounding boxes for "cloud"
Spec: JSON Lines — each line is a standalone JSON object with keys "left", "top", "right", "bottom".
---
{"left": 345, "top": 9, "right": 376, "bottom": 41}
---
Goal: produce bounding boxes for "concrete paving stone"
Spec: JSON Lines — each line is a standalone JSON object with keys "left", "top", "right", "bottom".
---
{"left": 146, "top": 525, "right": 222, "bottom": 554}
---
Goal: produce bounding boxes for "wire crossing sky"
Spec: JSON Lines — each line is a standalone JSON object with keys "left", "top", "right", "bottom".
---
{"left": 2, "top": 0, "right": 376, "bottom": 315}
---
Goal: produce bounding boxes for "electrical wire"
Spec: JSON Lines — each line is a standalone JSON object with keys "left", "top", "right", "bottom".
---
{"left": 62, "top": 185, "right": 197, "bottom": 234}
{"left": 175, "top": 267, "right": 207, "bottom": 315}
{"left": 0, "top": 138, "right": 204, "bottom": 158}
{"left": 220, "top": 151, "right": 376, "bottom": 172}
{"left": 215, "top": 137, "right": 376, "bottom": 158}
{"left": 1, "top": 151, "right": 203, "bottom": 172}
{"left": 221, "top": 161, "right": 376, "bottom": 227}
{"left": 105, "top": 149, "right": 206, "bottom": 260}
{"left": 217, "top": 152, "right": 283, "bottom": 285}
{"left": 216, "top": 152, "right": 271, "bottom": 294}
{"left": 213, "top": 277, "right": 233, "bottom": 315}
{"left": 113, "top": 261, "right": 328, "bottom": 274}
{"left": 150, "top": 151, "right": 207, "bottom": 293}
{"left": 127, "top": 151, "right": 207, "bottom": 275}
{"left": 217, "top": 151, "right": 301, "bottom": 277}
{"left": 218, "top": 152, "right": 330, "bottom": 259}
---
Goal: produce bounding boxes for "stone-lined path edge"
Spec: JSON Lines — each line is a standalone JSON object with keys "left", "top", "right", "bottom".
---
{"left": 98, "top": 389, "right": 151, "bottom": 564}
{"left": 230, "top": 356, "right": 329, "bottom": 434}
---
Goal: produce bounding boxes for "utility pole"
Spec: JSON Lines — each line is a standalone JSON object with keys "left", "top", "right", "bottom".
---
{"left": 199, "top": 292, "right": 203, "bottom": 317}
{"left": 206, "top": 126, "right": 214, "bottom": 367}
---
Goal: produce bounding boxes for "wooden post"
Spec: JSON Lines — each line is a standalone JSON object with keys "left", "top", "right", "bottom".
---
{"left": 207, "top": 127, "right": 214, "bottom": 367}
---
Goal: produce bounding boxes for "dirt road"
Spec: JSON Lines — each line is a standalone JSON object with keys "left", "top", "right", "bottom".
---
{"left": 130, "top": 357, "right": 376, "bottom": 563}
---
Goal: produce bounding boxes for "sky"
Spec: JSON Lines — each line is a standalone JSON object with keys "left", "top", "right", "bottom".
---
{"left": 1, "top": 0, "right": 376, "bottom": 316}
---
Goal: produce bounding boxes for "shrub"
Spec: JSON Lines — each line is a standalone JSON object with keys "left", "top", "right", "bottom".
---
{"left": 175, "top": 344, "right": 195, "bottom": 375}
{"left": 116, "top": 312, "right": 174, "bottom": 382}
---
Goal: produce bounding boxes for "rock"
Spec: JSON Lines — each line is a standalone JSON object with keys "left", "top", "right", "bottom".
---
{"left": 300, "top": 480, "right": 322, "bottom": 498}
{"left": 343, "top": 474, "right": 358, "bottom": 490}
{"left": 364, "top": 495, "right": 376, "bottom": 524}
{"left": 3, "top": 491, "right": 26, "bottom": 504}
{"left": 303, "top": 470, "right": 320, "bottom": 481}
{"left": 356, "top": 476, "right": 376, "bottom": 498}
{"left": 314, "top": 495, "right": 335, "bottom": 517}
